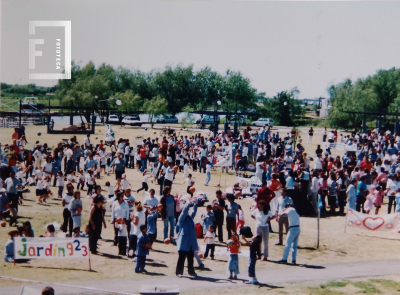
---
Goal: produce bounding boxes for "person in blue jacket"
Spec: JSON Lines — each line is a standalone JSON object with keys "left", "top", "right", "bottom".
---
{"left": 135, "top": 224, "right": 151, "bottom": 273}
{"left": 175, "top": 199, "right": 198, "bottom": 277}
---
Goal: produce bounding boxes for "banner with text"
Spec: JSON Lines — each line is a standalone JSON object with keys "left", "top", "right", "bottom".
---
{"left": 322, "top": 142, "right": 357, "bottom": 152}
{"left": 346, "top": 209, "right": 400, "bottom": 232}
{"left": 14, "top": 237, "right": 89, "bottom": 260}
{"left": 214, "top": 146, "right": 232, "bottom": 167}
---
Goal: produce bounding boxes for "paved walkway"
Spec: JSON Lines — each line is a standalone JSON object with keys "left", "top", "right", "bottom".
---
{"left": 2, "top": 259, "right": 400, "bottom": 294}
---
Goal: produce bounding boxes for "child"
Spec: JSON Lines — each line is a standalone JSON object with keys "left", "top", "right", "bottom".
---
{"left": 204, "top": 162, "right": 211, "bottom": 186}
{"left": 183, "top": 161, "right": 190, "bottom": 177}
{"left": 36, "top": 175, "right": 45, "bottom": 204}
{"left": 121, "top": 174, "right": 131, "bottom": 191}
{"left": 201, "top": 205, "right": 214, "bottom": 235}
{"left": 45, "top": 224, "right": 55, "bottom": 237}
{"left": 203, "top": 225, "right": 216, "bottom": 259}
{"left": 105, "top": 181, "right": 115, "bottom": 198}
{"left": 243, "top": 235, "right": 262, "bottom": 284}
{"left": 77, "top": 170, "right": 86, "bottom": 190}
{"left": 106, "top": 158, "right": 112, "bottom": 175}
{"left": 115, "top": 217, "right": 127, "bottom": 255}
{"left": 34, "top": 166, "right": 43, "bottom": 185}
{"left": 4, "top": 230, "right": 20, "bottom": 263}
{"left": 236, "top": 205, "right": 245, "bottom": 232}
{"left": 66, "top": 171, "right": 76, "bottom": 185}
{"left": 137, "top": 171, "right": 149, "bottom": 193}
{"left": 185, "top": 174, "right": 195, "bottom": 196}
{"left": 56, "top": 171, "right": 64, "bottom": 198}
{"left": 135, "top": 224, "right": 151, "bottom": 273}
{"left": 178, "top": 155, "right": 184, "bottom": 172}
{"left": 227, "top": 233, "right": 242, "bottom": 280}
{"left": 86, "top": 170, "right": 95, "bottom": 197}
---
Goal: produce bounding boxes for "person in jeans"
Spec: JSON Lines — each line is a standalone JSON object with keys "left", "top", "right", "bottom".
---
{"left": 225, "top": 194, "right": 239, "bottom": 240}
{"left": 200, "top": 146, "right": 207, "bottom": 173}
{"left": 160, "top": 186, "right": 176, "bottom": 240}
{"left": 212, "top": 190, "right": 225, "bottom": 242}
{"left": 278, "top": 204, "right": 301, "bottom": 265}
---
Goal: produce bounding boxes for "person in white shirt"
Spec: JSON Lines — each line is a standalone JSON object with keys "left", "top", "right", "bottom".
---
{"left": 62, "top": 184, "right": 75, "bottom": 236}
{"left": 120, "top": 174, "right": 131, "bottom": 191}
{"left": 314, "top": 154, "right": 323, "bottom": 171}
{"left": 184, "top": 174, "right": 195, "bottom": 196}
{"left": 284, "top": 152, "right": 293, "bottom": 170}
{"left": 327, "top": 131, "right": 335, "bottom": 143}
{"left": 84, "top": 134, "right": 91, "bottom": 149}
{"left": 86, "top": 170, "right": 95, "bottom": 196}
{"left": 164, "top": 163, "right": 175, "bottom": 188}
{"left": 275, "top": 188, "right": 293, "bottom": 245}
{"left": 128, "top": 202, "right": 146, "bottom": 258}
{"left": 137, "top": 171, "right": 150, "bottom": 193}
{"left": 255, "top": 159, "right": 264, "bottom": 182}
{"left": 112, "top": 192, "right": 130, "bottom": 246}
{"left": 278, "top": 204, "right": 300, "bottom": 264}
{"left": 204, "top": 162, "right": 212, "bottom": 186}
{"left": 203, "top": 225, "right": 216, "bottom": 259}
{"left": 143, "top": 188, "right": 159, "bottom": 213}
{"left": 56, "top": 171, "right": 64, "bottom": 198}
{"left": 33, "top": 147, "right": 43, "bottom": 169}
{"left": 115, "top": 220, "right": 128, "bottom": 255}
{"left": 251, "top": 200, "right": 276, "bottom": 260}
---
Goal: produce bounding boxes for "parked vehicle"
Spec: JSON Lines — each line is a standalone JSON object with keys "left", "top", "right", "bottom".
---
{"left": 251, "top": 118, "right": 274, "bottom": 127}
{"left": 156, "top": 115, "right": 179, "bottom": 123}
{"left": 108, "top": 114, "right": 120, "bottom": 124}
{"left": 195, "top": 115, "right": 221, "bottom": 125}
{"left": 121, "top": 115, "right": 142, "bottom": 126}
{"left": 225, "top": 116, "right": 247, "bottom": 125}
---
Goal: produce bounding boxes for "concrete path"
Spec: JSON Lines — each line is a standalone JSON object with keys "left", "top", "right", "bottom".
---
{"left": 1, "top": 259, "right": 400, "bottom": 294}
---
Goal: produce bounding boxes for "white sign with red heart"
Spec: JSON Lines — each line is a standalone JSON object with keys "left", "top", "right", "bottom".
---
{"left": 346, "top": 209, "right": 400, "bottom": 232}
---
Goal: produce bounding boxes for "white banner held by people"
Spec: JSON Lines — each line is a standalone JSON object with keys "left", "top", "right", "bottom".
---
{"left": 346, "top": 209, "right": 400, "bottom": 232}
{"left": 236, "top": 176, "right": 262, "bottom": 194}
{"left": 322, "top": 142, "right": 357, "bottom": 152}
{"left": 214, "top": 146, "right": 232, "bottom": 167}
{"left": 14, "top": 237, "right": 89, "bottom": 260}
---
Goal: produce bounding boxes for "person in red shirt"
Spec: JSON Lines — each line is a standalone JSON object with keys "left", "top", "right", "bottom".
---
{"left": 360, "top": 156, "right": 372, "bottom": 172}
{"left": 256, "top": 181, "right": 276, "bottom": 205}
{"left": 139, "top": 145, "right": 148, "bottom": 172}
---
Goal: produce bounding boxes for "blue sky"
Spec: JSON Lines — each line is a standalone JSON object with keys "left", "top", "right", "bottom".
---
{"left": 2, "top": 0, "right": 400, "bottom": 99}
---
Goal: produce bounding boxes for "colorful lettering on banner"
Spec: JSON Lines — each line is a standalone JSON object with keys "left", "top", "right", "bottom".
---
{"left": 214, "top": 146, "right": 232, "bottom": 167}
{"left": 14, "top": 238, "right": 89, "bottom": 260}
{"left": 346, "top": 209, "right": 400, "bottom": 232}
{"left": 236, "top": 176, "right": 262, "bottom": 194}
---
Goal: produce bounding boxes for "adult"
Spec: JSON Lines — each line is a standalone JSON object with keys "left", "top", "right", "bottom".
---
{"left": 111, "top": 191, "right": 130, "bottom": 247}
{"left": 89, "top": 195, "right": 106, "bottom": 254}
{"left": 61, "top": 184, "right": 74, "bottom": 236}
{"left": 356, "top": 176, "right": 368, "bottom": 213}
{"left": 175, "top": 200, "right": 198, "bottom": 277}
{"left": 84, "top": 134, "right": 91, "bottom": 149}
{"left": 2, "top": 171, "right": 21, "bottom": 218}
{"left": 251, "top": 200, "right": 276, "bottom": 261}
{"left": 160, "top": 186, "right": 176, "bottom": 240}
{"left": 225, "top": 194, "right": 239, "bottom": 240}
{"left": 308, "top": 127, "right": 314, "bottom": 145}
{"left": 111, "top": 153, "right": 126, "bottom": 186}
{"left": 212, "top": 190, "right": 225, "bottom": 243}
{"left": 278, "top": 204, "right": 301, "bottom": 264}
{"left": 275, "top": 188, "right": 293, "bottom": 245}
{"left": 256, "top": 181, "right": 276, "bottom": 205}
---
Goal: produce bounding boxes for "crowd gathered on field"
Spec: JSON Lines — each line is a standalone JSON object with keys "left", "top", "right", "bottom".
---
{"left": 1, "top": 124, "right": 400, "bottom": 284}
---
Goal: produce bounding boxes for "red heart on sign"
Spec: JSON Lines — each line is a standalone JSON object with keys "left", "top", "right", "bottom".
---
{"left": 363, "top": 217, "right": 385, "bottom": 230}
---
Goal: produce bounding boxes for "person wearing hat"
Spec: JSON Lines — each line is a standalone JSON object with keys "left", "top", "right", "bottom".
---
{"left": 89, "top": 195, "right": 107, "bottom": 254}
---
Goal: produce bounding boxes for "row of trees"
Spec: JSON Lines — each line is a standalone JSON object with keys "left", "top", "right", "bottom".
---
{"left": 55, "top": 61, "right": 304, "bottom": 125}
{"left": 327, "top": 68, "right": 400, "bottom": 128}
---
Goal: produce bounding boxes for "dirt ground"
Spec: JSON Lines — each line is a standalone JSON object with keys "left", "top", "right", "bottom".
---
{"left": 0, "top": 123, "right": 399, "bottom": 293}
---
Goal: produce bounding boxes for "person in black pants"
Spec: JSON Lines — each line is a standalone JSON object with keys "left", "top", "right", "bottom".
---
{"left": 89, "top": 195, "right": 106, "bottom": 254}
{"left": 61, "top": 185, "right": 74, "bottom": 236}
{"left": 212, "top": 190, "right": 225, "bottom": 243}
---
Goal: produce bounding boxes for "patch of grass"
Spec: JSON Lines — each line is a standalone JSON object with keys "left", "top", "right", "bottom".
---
{"left": 320, "top": 281, "right": 348, "bottom": 288}
{"left": 369, "top": 279, "right": 400, "bottom": 291}
{"left": 308, "top": 287, "right": 344, "bottom": 295}
{"left": 351, "top": 281, "right": 381, "bottom": 294}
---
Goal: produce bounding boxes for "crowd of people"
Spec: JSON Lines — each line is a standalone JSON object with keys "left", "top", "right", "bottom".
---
{"left": 1, "top": 124, "right": 399, "bottom": 284}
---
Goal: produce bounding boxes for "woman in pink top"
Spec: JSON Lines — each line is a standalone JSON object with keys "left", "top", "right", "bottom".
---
{"left": 373, "top": 186, "right": 385, "bottom": 215}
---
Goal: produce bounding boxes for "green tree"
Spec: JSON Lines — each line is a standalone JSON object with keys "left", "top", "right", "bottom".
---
{"left": 143, "top": 96, "right": 168, "bottom": 127}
